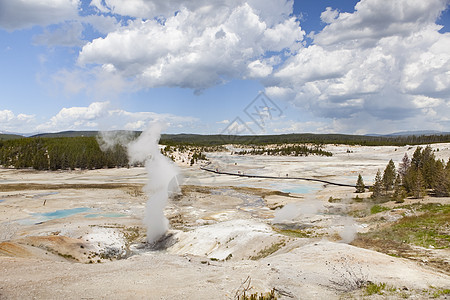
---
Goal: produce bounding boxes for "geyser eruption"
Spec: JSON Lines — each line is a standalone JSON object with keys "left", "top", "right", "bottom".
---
{"left": 128, "top": 123, "right": 180, "bottom": 243}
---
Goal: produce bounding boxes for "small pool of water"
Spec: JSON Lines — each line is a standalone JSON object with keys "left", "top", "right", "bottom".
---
{"left": 270, "top": 183, "right": 319, "bottom": 194}
{"left": 32, "top": 192, "right": 59, "bottom": 199}
{"left": 0, "top": 199, "right": 5, "bottom": 203}
{"left": 18, "top": 207, "right": 93, "bottom": 225}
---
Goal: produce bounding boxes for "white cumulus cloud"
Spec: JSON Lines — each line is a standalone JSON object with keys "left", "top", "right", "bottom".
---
{"left": 313, "top": 0, "right": 448, "bottom": 47}
{"left": 268, "top": 0, "right": 450, "bottom": 132}
{"left": 38, "top": 101, "right": 110, "bottom": 131}
{"left": 34, "top": 102, "right": 198, "bottom": 133}
{"left": 0, "top": 110, "right": 14, "bottom": 123}
{"left": 78, "top": 1, "right": 303, "bottom": 91}
{"left": 0, "top": 110, "right": 36, "bottom": 133}
{"left": 0, "top": 0, "right": 80, "bottom": 31}
{"left": 89, "top": 0, "right": 294, "bottom": 25}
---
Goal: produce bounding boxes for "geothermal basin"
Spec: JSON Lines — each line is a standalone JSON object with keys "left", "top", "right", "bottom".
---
{"left": 0, "top": 143, "right": 449, "bottom": 299}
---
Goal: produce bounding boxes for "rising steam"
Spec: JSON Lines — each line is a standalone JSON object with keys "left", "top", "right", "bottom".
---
{"left": 97, "top": 130, "right": 135, "bottom": 152}
{"left": 127, "top": 123, "right": 180, "bottom": 243}
{"left": 272, "top": 199, "right": 324, "bottom": 223}
{"left": 272, "top": 198, "right": 358, "bottom": 243}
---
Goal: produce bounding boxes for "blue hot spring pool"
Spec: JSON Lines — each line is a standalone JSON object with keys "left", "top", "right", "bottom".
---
{"left": 274, "top": 183, "right": 319, "bottom": 194}
{"left": 18, "top": 207, "right": 93, "bottom": 225}
{"left": 236, "top": 182, "right": 319, "bottom": 194}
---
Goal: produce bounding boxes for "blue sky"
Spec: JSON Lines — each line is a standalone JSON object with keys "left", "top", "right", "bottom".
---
{"left": 1, "top": 0, "right": 450, "bottom": 135}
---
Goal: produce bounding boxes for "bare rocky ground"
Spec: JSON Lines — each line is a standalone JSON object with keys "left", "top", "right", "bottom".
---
{"left": 0, "top": 144, "right": 449, "bottom": 299}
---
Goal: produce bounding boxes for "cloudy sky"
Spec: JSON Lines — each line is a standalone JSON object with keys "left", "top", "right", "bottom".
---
{"left": 1, "top": 0, "right": 450, "bottom": 135}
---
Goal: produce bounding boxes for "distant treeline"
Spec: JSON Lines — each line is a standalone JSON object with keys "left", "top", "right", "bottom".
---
{"left": 1, "top": 132, "right": 450, "bottom": 170}
{"left": 160, "top": 133, "right": 450, "bottom": 146}
{"left": 3, "top": 131, "right": 450, "bottom": 146}
{"left": 0, "top": 137, "right": 128, "bottom": 170}
{"left": 235, "top": 145, "right": 332, "bottom": 157}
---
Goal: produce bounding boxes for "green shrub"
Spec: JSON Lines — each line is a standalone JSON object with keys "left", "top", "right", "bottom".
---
{"left": 370, "top": 205, "right": 390, "bottom": 214}
{"left": 328, "top": 196, "right": 341, "bottom": 203}
{"left": 239, "top": 288, "right": 277, "bottom": 300}
{"left": 365, "top": 282, "right": 387, "bottom": 295}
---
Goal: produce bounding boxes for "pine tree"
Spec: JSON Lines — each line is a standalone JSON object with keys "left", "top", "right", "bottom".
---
{"left": 355, "top": 173, "right": 365, "bottom": 193}
{"left": 398, "top": 153, "right": 410, "bottom": 183}
{"left": 32, "top": 151, "right": 48, "bottom": 170}
{"left": 411, "top": 146, "right": 423, "bottom": 169}
{"left": 411, "top": 170, "right": 426, "bottom": 199}
{"left": 421, "top": 146, "right": 436, "bottom": 189}
{"left": 382, "top": 159, "right": 396, "bottom": 192}
{"left": 392, "top": 174, "right": 405, "bottom": 203}
{"left": 371, "top": 170, "right": 383, "bottom": 199}
{"left": 433, "top": 160, "right": 449, "bottom": 197}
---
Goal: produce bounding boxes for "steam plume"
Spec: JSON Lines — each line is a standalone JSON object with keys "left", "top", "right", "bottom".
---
{"left": 272, "top": 199, "right": 324, "bottom": 223}
{"left": 97, "top": 130, "right": 134, "bottom": 152}
{"left": 127, "top": 123, "right": 180, "bottom": 243}
{"left": 338, "top": 217, "right": 357, "bottom": 244}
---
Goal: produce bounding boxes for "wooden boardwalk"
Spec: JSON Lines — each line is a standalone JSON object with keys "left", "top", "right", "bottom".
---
{"left": 200, "top": 167, "right": 362, "bottom": 188}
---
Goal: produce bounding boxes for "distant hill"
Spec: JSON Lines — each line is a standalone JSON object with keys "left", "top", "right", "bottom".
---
{"left": 31, "top": 131, "right": 100, "bottom": 138}
{"left": 0, "top": 133, "right": 24, "bottom": 141}
{"left": 388, "top": 130, "right": 450, "bottom": 136}
{"left": 366, "top": 130, "right": 450, "bottom": 137}
{"left": 31, "top": 130, "right": 144, "bottom": 138}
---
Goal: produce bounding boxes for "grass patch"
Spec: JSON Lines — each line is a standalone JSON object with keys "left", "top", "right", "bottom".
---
{"left": 249, "top": 241, "right": 285, "bottom": 260}
{"left": 348, "top": 208, "right": 369, "bottom": 218}
{"left": 352, "top": 203, "right": 450, "bottom": 274}
{"left": 122, "top": 226, "right": 141, "bottom": 246}
{"left": 391, "top": 213, "right": 449, "bottom": 249}
{"left": 238, "top": 289, "right": 277, "bottom": 300}
{"left": 352, "top": 195, "right": 364, "bottom": 202}
{"left": 350, "top": 284, "right": 450, "bottom": 298}
{"left": 431, "top": 288, "right": 450, "bottom": 298}
{"left": 365, "top": 282, "right": 396, "bottom": 295}
{"left": 398, "top": 202, "right": 448, "bottom": 214}
{"left": 234, "top": 277, "right": 279, "bottom": 300}
{"left": 365, "top": 282, "right": 386, "bottom": 295}
{"left": 370, "top": 204, "right": 390, "bottom": 214}
{"left": 124, "top": 186, "right": 144, "bottom": 197}
{"left": 328, "top": 196, "right": 341, "bottom": 203}
{"left": 57, "top": 252, "right": 77, "bottom": 261}
{"left": 273, "top": 227, "right": 317, "bottom": 238}
{"left": 363, "top": 204, "right": 450, "bottom": 249}
{"left": 181, "top": 185, "right": 294, "bottom": 199}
